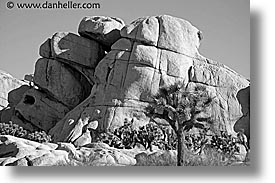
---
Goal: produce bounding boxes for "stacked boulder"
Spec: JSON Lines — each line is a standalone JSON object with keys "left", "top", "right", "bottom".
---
{"left": 49, "top": 15, "right": 250, "bottom": 146}
{"left": 0, "top": 16, "right": 126, "bottom": 133}
{"left": 12, "top": 30, "right": 106, "bottom": 132}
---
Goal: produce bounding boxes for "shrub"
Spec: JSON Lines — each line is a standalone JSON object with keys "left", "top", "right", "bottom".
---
{"left": 27, "top": 130, "right": 52, "bottom": 143}
{"left": 97, "top": 121, "right": 169, "bottom": 151}
{"left": 210, "top": 131, "right": 240, "bottom": 157}
{"left": 0, "top": 121, "right": 27, "bottom": 138}
{"left": 0, "top": 121, "right": 52, "bottom": 143}
{"left": 96, "top": 119, "right": 244, "bottom": 166}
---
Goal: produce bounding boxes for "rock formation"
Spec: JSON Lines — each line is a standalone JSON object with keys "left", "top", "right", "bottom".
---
{"left": 0, "top": 15, "right": 250, "bottom": 166}
{"left": 49, "top": 15, "right": 250, "bottom": 145}
{"left": 1, "top": 30, "right": 105, "bottom": 132}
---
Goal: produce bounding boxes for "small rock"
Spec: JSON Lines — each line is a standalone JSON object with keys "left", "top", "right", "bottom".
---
{"left": 74, "top": 131, "right": 91, "bottom": 147}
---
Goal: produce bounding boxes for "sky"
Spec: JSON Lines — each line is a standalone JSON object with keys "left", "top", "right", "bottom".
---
{"left": 0, "top": 0, "right": 250, "bottom": 79}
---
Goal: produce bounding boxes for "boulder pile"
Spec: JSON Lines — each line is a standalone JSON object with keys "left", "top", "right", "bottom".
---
{"left": 0, "top": 15, "right": 250, "bottom": 165}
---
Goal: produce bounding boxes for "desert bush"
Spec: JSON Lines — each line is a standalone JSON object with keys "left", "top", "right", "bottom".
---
{"left": 0, "top": 121, "right": 52, "bottom": 143}
{"left": 26, "top": 130, "right": 52, "bottom": 143}
{"left": 97, "top": 120, "right": 244, "bottom": 166}
{"left": 0, "top": 121, "right": 28, "bottom": 137}
{"left": 210, "top": 132, "right": 240, "bottom": 157}
{"left": 97, "top": 120, "right": 240, "bottom": 154}
{"left": 97, "top": 120, "right": 173, "bottom": 151}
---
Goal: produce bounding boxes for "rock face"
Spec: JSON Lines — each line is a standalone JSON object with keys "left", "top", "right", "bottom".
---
{"left": 14, "top": 88, "right": 70, "bottom": 132}
{"left": 0, "top": 135, "right": 136, "bottom": 166}
{"left": 49, "top": 15, "right": 250, "bottom": 145}
{"left": 0, "top": 70, "right": 26, "bottom": 110}
{"left": 78, "top": 16, "right": 125, "bottom": 51}
{"left": 187, "top": 59, "right": 249, "bottom": 135}
{"left": 51, "top": 32, "right": 105, "bottom": 68}
{"left": 39, "top": 32, "right": 105, "bottom": 85}
{"left": 233, "top": 86, "right": 250, "bottom": 140}
{"left": 34, "top": 58, "right": 91, "bottom": 109}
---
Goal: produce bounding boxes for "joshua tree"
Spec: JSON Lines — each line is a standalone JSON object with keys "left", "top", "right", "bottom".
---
{"left": 146, "top": 83, "right": 213, "bottom": 166}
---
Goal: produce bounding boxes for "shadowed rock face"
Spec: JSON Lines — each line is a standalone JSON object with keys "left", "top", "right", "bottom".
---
{"left": 39, "top": 32, "right": 105, "bottom": 85}
{"left": 49, "top": 15, "right": 250, "bottom": 145}
{"left": 234, "top": 86, "right": 250, "bottom": 140}
{"left": 14, "top": 88, "right": 70, "bottom": 132}
{"left": 34, "top": 58, "right": 92, "bottom": 109}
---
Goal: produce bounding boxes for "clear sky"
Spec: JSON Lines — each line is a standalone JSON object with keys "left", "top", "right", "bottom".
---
{"left": 0, "top": 0, "right": 250, "bottom": 79}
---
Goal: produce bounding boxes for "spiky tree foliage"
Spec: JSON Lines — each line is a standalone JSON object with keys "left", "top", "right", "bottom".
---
{"left": 146, "top": 83, "right": 213, "bottom": 166}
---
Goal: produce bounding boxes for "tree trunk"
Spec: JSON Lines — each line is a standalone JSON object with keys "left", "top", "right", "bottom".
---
{"left": 177, "top": 127, "right": 185, "bottom": 166}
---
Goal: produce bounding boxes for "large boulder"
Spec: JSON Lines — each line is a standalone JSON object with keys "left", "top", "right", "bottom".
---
{"left": 49, "top": 15, "right": 249, "bottom": 145}
{"left": 34, "top": 58, "right": 92, "bottom": 109}
{"left": 14, "top": 88, "right": 70, "bottom": 132}
{"left": 0, "top": 70, "right": 26, "bottom": 110}
{"left": 51, "top": 32, "right": 105, "bottom": 68}
{"left": 39, "top": 33, "right": 104, "bottom": 84}
{"left": 120, "top": 15, "right": 201, "bottom": 57}
{"left": 78, "top": 16, "right": 125, "bottom": 51}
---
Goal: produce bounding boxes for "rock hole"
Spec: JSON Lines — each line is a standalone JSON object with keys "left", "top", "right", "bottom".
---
{"left": 23, "top": 95, "right": 35, "bottom": 105}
